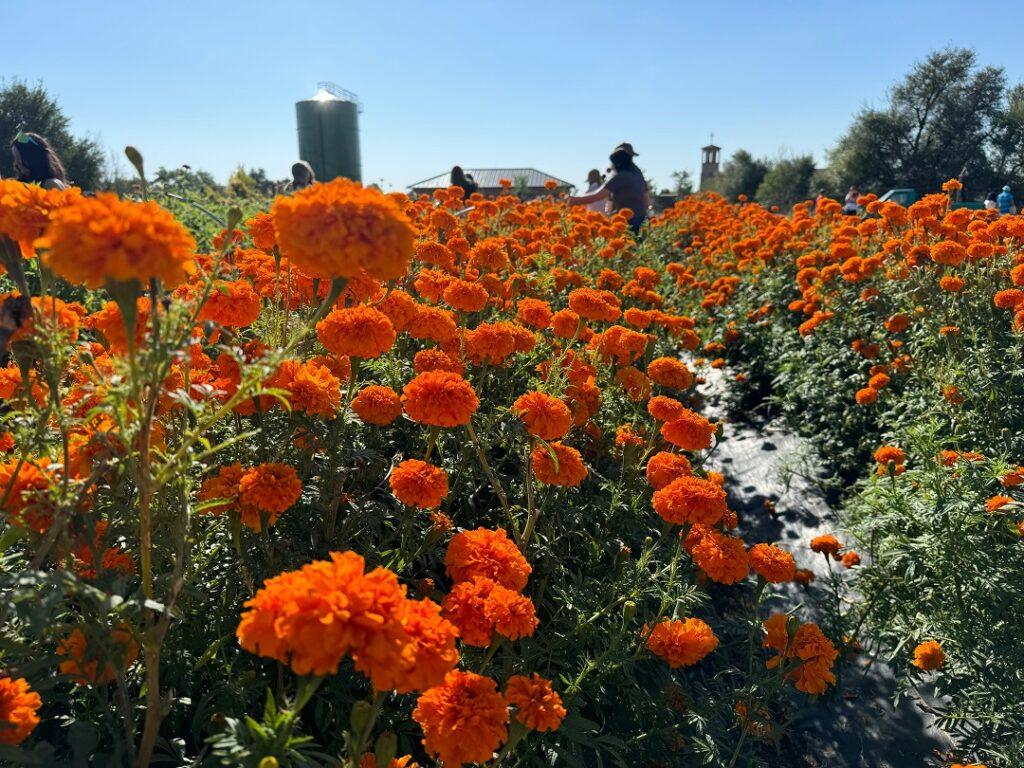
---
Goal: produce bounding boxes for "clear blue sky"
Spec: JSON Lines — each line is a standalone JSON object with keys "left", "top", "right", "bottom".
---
{"left": 4, "top": 1, "right": 1022, "bottom": 191}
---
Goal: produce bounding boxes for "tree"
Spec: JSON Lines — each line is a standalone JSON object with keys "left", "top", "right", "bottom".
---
{"left": 151, "top": 165, "right": 221, "bottom": 195}
{"left": 756, "top": 155, "right": 816, "bottom": 210}
{"left": 708, "top": 150, "right": 770, "bottom": 201}
{"left": 0, "top": 79, "right": 104, "bottom": 189}
{"left": 670, "top": 169, "right": 694, "bottom": 197}
{"left": 829, "top": 48, "right": 1011, "bottom": 197}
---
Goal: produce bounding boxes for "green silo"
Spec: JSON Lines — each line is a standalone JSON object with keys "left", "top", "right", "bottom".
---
{"left": 295, "top": 83, "right": 362, "bottom": 183}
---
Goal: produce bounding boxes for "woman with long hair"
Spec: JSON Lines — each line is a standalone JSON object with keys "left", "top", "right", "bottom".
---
{"left": 11, "top": 132, "right": 68, "bottom": 190}
{"left": 450, "top": 165, "right": 478, "bottom": 199}
{"left": 568, "top": 144, "right": 651, "bottom": 233}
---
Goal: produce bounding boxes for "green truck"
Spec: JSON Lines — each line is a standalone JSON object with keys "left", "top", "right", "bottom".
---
{"left": 878, "top": 188, "right": 985, "bottom": 210}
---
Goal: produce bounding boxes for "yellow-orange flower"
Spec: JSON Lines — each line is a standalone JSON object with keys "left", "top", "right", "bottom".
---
{"left": 647, "top": 357, "right": 694, "bottom": 389}
{"left": 645, "top": 451, "right": 693, "bottom": 489}
{"left": 530, "top": 441, "right": 588, "bottom": 486}
{"left": 237, "top": 462, "right": 302, "bottom": 526}
{"left": 317, "top": 305, "right": 396, "bottom": 359}
{"left": 646, "top": 618, "right": 719, "bottom": 668}
{"left": 40, "top": 193, "right": 196, "bottom": 288}
{"left": 690, "top": 527, "right": 749, "bottom": 584}
{"left": 912, "top": 640, "right": 944, "bottom": 671}
{"left": 445, "top": 528, "right": 531, "bottom": 591}
{"left": 504, "top": 673, "right": 566, "bottom": 732}
{"left": 271, "top": 178, "right": 415, "bottom": 281}
{"left": 390, "top": 459, "right": 449, "bottom": 509}
{"left": 402, "top": 371, "right": 479, "bottom": 427}
{"left": 512, "top": 391, "right": 572, "bottom": 440}
{"left": 0, "top": 676, "right": 41, "bottom": 745}
{"left": 352, "top": 384, "right": 403, "bottom": 425}
{"left": 57, "top": 625, "right": 139, "bottom": 685}
{"left": 652, "top": 475, "right": 727, "bottom": 526}
{"left": 660, "top": 409, "right": 715, "bottom": 451}
{"left": 198, "top": 280, "right": 262, "bottom": 327}
{"left": 748, "top": 543, "right": 796, "bottom": 583}
{"left": 413, "top": 670, "right": 509, "bottom": 767}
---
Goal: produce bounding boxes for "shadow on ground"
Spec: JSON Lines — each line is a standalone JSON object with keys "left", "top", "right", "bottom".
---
{"left": 697, "top": 369, "right": 951, "bottom": 768}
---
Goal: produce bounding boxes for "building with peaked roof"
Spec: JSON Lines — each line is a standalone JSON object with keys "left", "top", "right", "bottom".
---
{"left": 408, "top": 168, "right": 574, "bottom": 199}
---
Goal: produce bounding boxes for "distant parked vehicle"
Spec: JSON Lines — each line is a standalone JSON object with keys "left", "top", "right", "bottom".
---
{"left": 878, "top": 188, "right": 984, "bottom": 210}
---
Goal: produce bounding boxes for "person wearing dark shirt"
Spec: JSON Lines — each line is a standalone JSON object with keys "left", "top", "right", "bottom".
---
{"left": 568, "top": 145, "right": 651, "bottom": 232}
{"left": 11, "top": 131, "right": 68, "bottom": 190}
{"left": 450, "top": 166, "right": 478, "bottom": 199}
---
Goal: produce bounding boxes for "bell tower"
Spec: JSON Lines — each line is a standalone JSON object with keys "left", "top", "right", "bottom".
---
{"left": 700, "top": 138, "right": 721, "bottom": 190}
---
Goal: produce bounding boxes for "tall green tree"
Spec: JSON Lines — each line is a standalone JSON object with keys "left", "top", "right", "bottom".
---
{"left": 708, "top": 150, "right": 770, "bottom": 201}
{"left": 0, "top": 79, "right": 103, "bottom": 189}
{"left": 828, "top": 48, "right": 1013, "bottom": 196}
{"left": 756, "top": 155, "right": 816, "bottom": 210}
{"left": 670, "top": 169, "right": 694, "bottom": 197}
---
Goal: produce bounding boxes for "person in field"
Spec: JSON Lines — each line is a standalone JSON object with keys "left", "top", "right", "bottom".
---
{"left": 450, "top": 166, "right": 478, "bottom": 199}
{"left": 842, "top": 186, "right": 859, "bottom": 215}
{"left": 583, "top": 169, "right": 607, "bottom": 213}
{"left": 568, "top": 144, "right": 651, "bottom": 233}
{"left": 984, "top": 191, "right": 999, "bottom": 211}
{"left": 287, "top": 161, "right": 316, "bottom": 191}
{"left": 11, "top": 131, "right": 68, "bottom": 190}
{"left": 997, "top": 185, "right": 1016, "bottom": 215}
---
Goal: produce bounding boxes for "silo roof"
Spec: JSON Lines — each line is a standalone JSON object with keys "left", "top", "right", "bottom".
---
{"left": 408, "top": 168, "right": 573, "bottom": 191}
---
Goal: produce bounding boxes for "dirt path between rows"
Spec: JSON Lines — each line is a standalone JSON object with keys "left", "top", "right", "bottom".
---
{"left": 698, "top": 369, "right": 951, "bottom": 768}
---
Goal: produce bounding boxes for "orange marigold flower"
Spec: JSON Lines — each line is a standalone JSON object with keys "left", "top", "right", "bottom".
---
{"left": 885, "top": 313, "right": 910, "bottom": 333}
{"left": 985, "top": 495, "right": 1014, "bottom": 512}
{"left": 40, "top": 193, "right": 195, "bottom": 288}
{"left": 483, "top": 585, "right": 538, "bottom": 640}
{"left": 749, "top": 543, "right": 796, "bottom": 583}
{"left": 272, "top": 359, "right": 342, "bottom": 416}
{"left": 57, "top": 625, "right": 139, "bottom": 685}
{"left": 646, "top": 618, "right": 719, "bottom": 668}
{"left": 413, "top": 349, "right": 464, "bottom": 376}
{"left": 690, "top": 528, "right": 749, "bottom": 584}
{"left": 874, "top": 445, "right": 906, "bottom": 466}
{"left": 660, "top": 409, "right": 715, "bottom": 451}
{"left": 647, "top": 395, "right": 685, "bottom": 422}
{"left": 442, "top": 279, "right": 489, "bottom": 313}
{"left": 645, "top": 451, "right": 693, "bottom": 489}
{"left": 352, "top": 385, "right": 403, "bottom": 425}
{"left": 1002, "top": 466, "right": 1024, "bottom": 487}
{"left": 994, "top": 288, "right": 1024, "bottom": 310}
{"left": 0, "top": 179, "right": 80, "bottom": 254}
{"left": 652, "top": 474, "right": 727, "bottom": 526}
{"left": 810, "top": 534, "right": 842, "bottom": 557}
{"left": 567, "top": 288, "right": 621, "bottom": 322}
{"left": 271, "top": 178, "right": 415, "bottom": 281}
{"left": 0, "top": 676, "right": 41, "bottom": 745}
{"left": 516, "top": 298, "right": 553, "bottom": 329}
{"left": 198, "top": 280, "right": 262, "bottom": 327}
{"left": 512, "top": 391, "right": 572, "bottom": 440}
{"left": 505, "top": 674, "right": 566, "bottom": 732}
{"left": 245, "top": 211, "right": 276, "bottom": 251}
{"left": 237, "top": 551, "right": 409, "bottom": 677}
{"left": 530, "top": 441, "right": 588, "bottom": 487}
{"left": 441, "top": 577, "right": 498, "bottom": 647}
{"left": 855, "top": 387, "right": 878, "bottom": 405}
{"left": 390, "top": 459, "right": 449, "bottom": 509}
{"left": 912, "top": 640, "right": 945, "bottom": 671}
{"left": 929, "top": 240, "right": 967, "bottom": 266}
{"left": 402, "top": 371, "right": 479, "bottom": 428}
{"left": 762, "top": 614, "right": 838, "bottom": 694}
{"left": 413, "top": 670, "right": 509, "bottom": 767}
{"left": 794, "top": 568, "right": 815, "bottom": 585}
{"left": 939, "top": 275, "right": 965, "bottom": 292}
{"left": 841, "top": 550, "right": 861, "bottom": 568}
{"left": 317, "top": 305, "right": 396, "bottom": 359}
{"left": 238, "top": 463, "right": 302, "bottom": 527}
{"left": 360, "top": 597, "right": 459, "bottom": 694}
{"left": 468, "top": 237, "right": 509, "bottom": 273}
{"left": 647, "top": 357, "right": 693, "bottom": 390}
{"left": 550, "top": 308, "right": 583, "bottom": 338}
{"left": 445, "top": 528, "right": 531, "bottom": 591}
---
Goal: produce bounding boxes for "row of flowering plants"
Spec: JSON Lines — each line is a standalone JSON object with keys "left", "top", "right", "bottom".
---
{"left": 0, "top": 158, "right": 834, "bottom": 767}
{"left": 657, "top": 187, "right": 1024, "bottom": 767}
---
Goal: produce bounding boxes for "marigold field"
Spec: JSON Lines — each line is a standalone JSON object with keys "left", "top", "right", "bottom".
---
{"left": 0, "top": 164, "right": 1019, "bottom": 768}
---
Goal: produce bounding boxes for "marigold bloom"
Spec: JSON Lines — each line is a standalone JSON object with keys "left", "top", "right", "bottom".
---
{"left": 441, "top": 577, "right": 498, "bottom": 646}
{"left": 57, "top": 625, "right": 139, "bottom": 685}
{"left": 516, "top": 298, "right": 553, "bottom": 328}
{"left": 530, "top": 441, "right": 588, "bottom": 486}
{"left": 483, "top": 585, "right": 538, "bottom": 640}
{"left": 237, "top": 551, "right": 409, "bottom": 677}
{"left": 0, "top": 179, "right": 80, "bottom": 255}
{"left": 568, "top": 288, "right": 621, "bottom": 322}
{"left": 763, "top": 613, "right": 838, "bottom": 694}
{"left": 390, "top": 459, "right": 449, "bottom": 509}
{"left": 660, "top": 409, "right": 715, "bottom": 451}
{"left": 352, "top": 384, "right": 403, "bottom": 425}
{"left": 646, "top": 618, "right": 719, "bottom": 668}
{"left": 413, "top": 670, "right": 509, "bottom": 767}
{"left": 445, "top": 528, "right": 531, "bottom": 591}
{"left": 652, "top": 475, "right": 727, "bottom": 526}
{"left": 272, "top": 359, "right": 342, "bottom": 416}
{"left": 413, "top": 349, "right": 464, "bottom": 376}
{"left": 0, "top": 676, "right": 41, "bottom": 745}
{"left": 645, "top": 451, "right": 693, "bottom": 489}
{"left": 647, "top": 395, "right": 685, "bottom": 422}
{"left": 512, "top": 391, "right": 572, "bottom": 440}
{"left": 238, "top": 462, "right": 302, "bottom": 524}
{"left": 912, "top": 640, "right": 945, "bottom": 671}
{"left": 874, "top": 445, "right": 906, "bottom": 466}
{"left": 929, "top": 240, "right": 967, "bottom": 266}
{"left": 245, "top": 211, "right": 276, "bottom": 251}
{"left": 691, "top": 528, "right": 749, "bottom": 584}
{"left": 841, "top": 550, "right": 861, "bottom": 568}
{"left": 317, "top": 306, "right": 396, "bottom": 359}
{"left": 40, "top": 193, "right": 195, "bottom": 288}
{"left": 442, "top": 279, "right": 489, "bottom": 313}
{"left": 810, "top": 534, "right": 841, "bottom": 558}
{"left": 647, "top": 357, "right": 694, "bottom": 390}
{"left": 402, "top": 371, "right": 479, "bottom": 427}
{"left": 271, "top": 178, "right": 415, "bottom": 281}
{"left": 198, "top": 280, "right": 262, "bottom": 327}
{"left": 749, "top": 543, "right": 796, "bottom": 583}
{"left": 550, "top": 308, "right": 583, "bottom": 338}
{"left": 505, "top": 674, "right": 566, "bottom": 732}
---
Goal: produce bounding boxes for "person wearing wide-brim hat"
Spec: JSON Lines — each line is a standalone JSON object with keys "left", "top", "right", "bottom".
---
{"left": 568, "top": 143, "right": 651, "bottom": 233}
